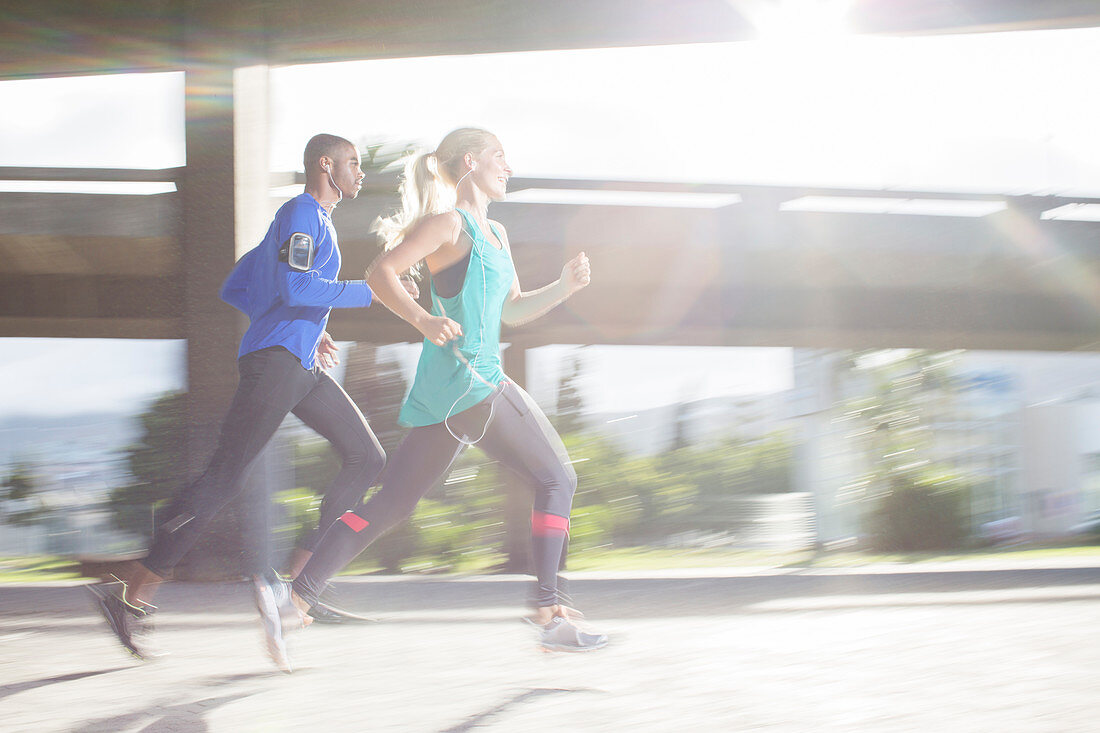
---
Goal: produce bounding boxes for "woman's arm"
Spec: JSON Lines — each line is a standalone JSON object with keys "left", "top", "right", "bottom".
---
{"left": 497, "top": 224, "right": 591, "bottom": 327}
{"left": 366, "top": 212, "right": 465, "bottom": 345}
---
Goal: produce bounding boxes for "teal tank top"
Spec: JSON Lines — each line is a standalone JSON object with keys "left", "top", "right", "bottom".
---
{"left": 398, "top": 208, "right": 517, "bottom": 427}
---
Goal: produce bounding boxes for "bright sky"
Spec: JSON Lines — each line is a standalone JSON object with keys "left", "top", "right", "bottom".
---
{"left": 0, "top": 339, "right": 185, "bottom": 418}
{"left": 525, "top": 345, "right": 793, "bottom": 413}
{"left": 0, "top": 27, "right": 1098, "bottom": 194}
{"left": 0, "top": 72, "right": 184, "bottom": 170}
{"left": 271, "top": 28, "right": 1100, "bottom": 195}
{"left": 1, "top": 25, "right": 1099, "bottom": 417}
{"left": 385, "top": 343, "right": 794, "bottom": 414}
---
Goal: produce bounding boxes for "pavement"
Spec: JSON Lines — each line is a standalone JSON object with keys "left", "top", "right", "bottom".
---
{"left": 1, "top": 557, "right": 1099, "bottom": 732}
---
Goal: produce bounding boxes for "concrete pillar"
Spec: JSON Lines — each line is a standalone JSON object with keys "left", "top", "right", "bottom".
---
{"left": 176, "top": 63, "right": 271, "bottom": 579}
{"left": 233, "top": 65, "right": 273, "bottom": 257}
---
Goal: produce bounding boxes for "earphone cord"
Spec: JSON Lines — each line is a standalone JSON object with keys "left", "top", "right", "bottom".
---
{"left": 437, "top": 214, "right": 502, "bottom": 447}
{"left": 453, "top": 166, "right": 474, "bottom": 191}
{"left": 444, "top": 343, "right": 505, "bottom": 446}
{"left": 322, "top": 166, "right": 343, "bottom": 209}
{"left": 299, "top": 166, "right": 341, "bottom": 276}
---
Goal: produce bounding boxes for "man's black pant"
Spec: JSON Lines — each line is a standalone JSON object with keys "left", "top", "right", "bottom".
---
{"left": 143, "top": 346, "right": 385, "bottom": 577}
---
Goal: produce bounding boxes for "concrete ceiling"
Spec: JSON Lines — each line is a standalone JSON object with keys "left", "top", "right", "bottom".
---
{"left": 4, "top": 0, "right": 1100, "bottom": 80}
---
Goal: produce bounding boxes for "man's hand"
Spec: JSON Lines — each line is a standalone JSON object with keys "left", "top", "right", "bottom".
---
{"left": 316, "top": 331, "right": 340, "bottom": 370}
{"left": 399, "top": 276, "right": 420, "bottom": 300}
{"left": 561, "top": 251, "right": 591, "bottom": 295}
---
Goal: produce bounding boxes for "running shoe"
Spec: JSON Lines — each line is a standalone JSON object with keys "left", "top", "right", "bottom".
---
{"left": 307, "top": 586, "right": 377, "bottom": 625}
{"left": 87, "top": 579, "right": 155, "bottom": 660}
{"left": 307, "top": 601, "right": 376, "bottom": 624}
{"left": 252, "top": 572, "right": 308, "bottom": 673}
{"left": 537, "top": 616, "right": 608, "bottom": 653}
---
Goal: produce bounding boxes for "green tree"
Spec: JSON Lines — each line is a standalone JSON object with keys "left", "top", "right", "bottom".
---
{"left": 741, "top": 430, "right": 796, "bottom": 494}
{"left": 867, "top": 473, "right": 969, "bottom": 551}
{"left": 342, "top": 343, "right": 417, "bottom": 569}
{"left": 343, "top": 343, "right": 409, "bottom": 455}
{"left": 553, "top": 354, "right": 586, "bottom": 434}
{"left": 834, "top": 350, "right": 971, "bottom": 549}
{"left": 2, "top": 460, "right": 44, "bottom": 526}
{"left": 670, "top": 400, "right": 691, "bottom": 452}
{"left": 277, "top": 344, "right": 418, "bottom": 569}
{"left": 359, "top": 139, "right": 419, "bottom": 175}
{"left": 110, "top": 392, "right": 189, "bottom": 539}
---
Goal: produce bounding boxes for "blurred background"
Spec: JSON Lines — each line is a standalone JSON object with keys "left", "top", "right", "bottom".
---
{"left": 3, "top": 1, "right": 1100, "bottom": 578}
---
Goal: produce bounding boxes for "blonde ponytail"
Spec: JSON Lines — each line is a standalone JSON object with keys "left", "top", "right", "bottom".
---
{"left": 372, "top": 127, "right": 497, "bottom": 265}
{"left": 373, "top": 151, "right": 447, "bottom": 255}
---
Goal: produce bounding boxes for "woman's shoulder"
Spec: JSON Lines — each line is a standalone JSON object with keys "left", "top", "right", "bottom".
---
{"left": 419, "top": 209, "right": 462, "bottom": 232}
{"left": 404, "top": 211, "right": 466, "bottom": 260}
{"left": 435, "top": 209, "right": 464, "bottom": 226}
{"left": 404, "top": 210, "right": 462, "bottom": 242}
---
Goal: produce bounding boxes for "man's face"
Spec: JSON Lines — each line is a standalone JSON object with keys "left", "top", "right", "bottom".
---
{"left": 327, "top": 145, "right": 364, "bottom": 198}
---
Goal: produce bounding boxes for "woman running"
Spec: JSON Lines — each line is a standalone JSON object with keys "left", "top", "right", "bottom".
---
{"left": 289, "top": 127, "right": 606, "bottom": 651}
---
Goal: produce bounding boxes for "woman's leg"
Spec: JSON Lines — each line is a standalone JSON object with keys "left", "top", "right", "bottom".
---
{"left": 452, "top": 382, "right": 577, "bottom": 612}
{"left": 287, "top": 372, "right": 387, "bottom": 576}
{"left": 291, "top": 422, "right": 464, "bottom": 607}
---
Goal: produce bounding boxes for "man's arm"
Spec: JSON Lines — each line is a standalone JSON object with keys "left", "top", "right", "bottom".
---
{"left": 281, "top": 268, "right": 373, "bottom": 308}
{"left": 220, "top": 248, "right": 256, "bottom": 314}
{"left": 275, "top": 203, "right": 373, "bottom": 309}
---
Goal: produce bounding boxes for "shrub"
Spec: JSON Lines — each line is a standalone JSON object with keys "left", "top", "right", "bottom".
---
{"left": 867, "top": 478, "right": 969, "bottom": 552}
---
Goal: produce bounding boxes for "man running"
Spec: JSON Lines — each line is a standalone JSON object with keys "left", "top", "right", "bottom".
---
{"left": 89, "top": 133, "right": 393, "bottom": 672}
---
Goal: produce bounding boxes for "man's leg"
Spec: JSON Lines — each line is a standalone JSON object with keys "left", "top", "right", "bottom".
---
{"left": 291, "top": 423, "right": 463, "bottom": 608}
{"left": 285, "top": 372, "right": 387, "bottom": 578}
{"left": 89, "top": 348, "right": 318, "bottom": 660}
{"left": 135, "top": 348, "right": 316, "bottom": 600}
{"left": 238, "top": 448, "right": 275, "bottom": 579}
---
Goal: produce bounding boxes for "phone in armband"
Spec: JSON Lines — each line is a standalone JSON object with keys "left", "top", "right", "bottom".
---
{"left": 279, "top": 232, "right": 315, "bottom": 271}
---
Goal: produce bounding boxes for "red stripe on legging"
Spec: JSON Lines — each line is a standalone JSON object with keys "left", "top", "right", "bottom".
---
{"left": 531, "top": 511, "right": 570, "bottom": 536}
{"left": 339, "top": 511, "right": 369, "bottom": 533}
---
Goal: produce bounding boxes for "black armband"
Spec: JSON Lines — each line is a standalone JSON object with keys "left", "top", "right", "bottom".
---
{"left": 278, "top": 233, "right": 315, "bottom": 271}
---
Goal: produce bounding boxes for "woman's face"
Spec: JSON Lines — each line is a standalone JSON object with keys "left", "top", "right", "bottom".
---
{"left": 471, "top": 138, "right": 512, "bottom": 201}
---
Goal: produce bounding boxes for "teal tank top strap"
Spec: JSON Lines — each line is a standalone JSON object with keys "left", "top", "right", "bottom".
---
{"left": 454, "top": 207, "right": 503, "bottom": 250}
{"left": 454, "top": 207, "right": 479, "bottom": 244}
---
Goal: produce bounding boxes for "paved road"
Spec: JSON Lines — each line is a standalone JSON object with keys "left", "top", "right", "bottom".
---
{"left": 1, "top": 559, "right": 1098, "bottom": 732}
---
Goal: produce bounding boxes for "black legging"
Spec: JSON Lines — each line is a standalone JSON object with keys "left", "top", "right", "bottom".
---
{"left": 294, "top": 380, "right": 577, "bottom": 608}
{"left": 143, "top": 346, "right": 386, "bottom": 577}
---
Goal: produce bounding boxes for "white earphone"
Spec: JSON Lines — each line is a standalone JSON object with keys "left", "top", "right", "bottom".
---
{"left": 322, "top": 159, "right": 342, "bottom": 206}
{"left": 455, "top": 160, "right": 478, "bottom": 190}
